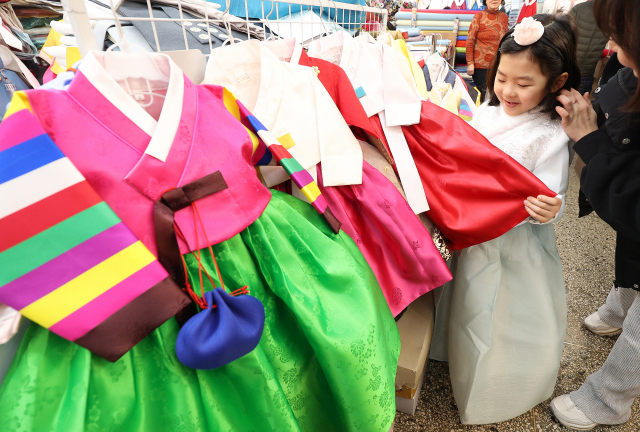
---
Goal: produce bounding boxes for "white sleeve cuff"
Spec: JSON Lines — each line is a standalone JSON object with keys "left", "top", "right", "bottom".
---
{"left": 384, "top": 102, "right": 422, "bottom": 127}
{"left": 0, "top": 304, "right": 22, "bottom": 345}
{"left": 320, "top": 155, "right": 363, "bottom": 186}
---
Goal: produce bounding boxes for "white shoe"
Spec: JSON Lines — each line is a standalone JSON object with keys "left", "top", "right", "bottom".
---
{"left": 551, "top": 394, "right": 599, "bottom": 430}
{"left": 584, "top": 311, "right": 622, "bottom": 336}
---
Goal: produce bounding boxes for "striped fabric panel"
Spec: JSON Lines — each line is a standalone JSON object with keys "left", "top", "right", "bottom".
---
{"left": 218, "top": 89, "right": 333, "bottom": 216}
{"left": 0, "top": 180, "right": 103, "bottom": 253}
{"left": 459, "top": 100, "right": 473, "bottom": 122}
{"left": 0, "top": 223, "right": 137, "bottom": 309}
{"left": 21, "top": 241, "right": 157, "bottom": 328}
{"left": 237, "top": 104, "right": 330, "bottom": 215}
{"left": 0, "top": 106, "right": 171, "bottom": 342}
{"left": 48, "top": 260, "right": 168, "bottom": 341}
{"left": 221, "top": 87, "right": 275, "bottom": 166}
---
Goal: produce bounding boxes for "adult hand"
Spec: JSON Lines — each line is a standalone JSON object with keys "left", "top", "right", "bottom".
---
{"left": 525, "top": 195, "right": 562, "bottom": 223}
{"left": 556, "top": 89, "right": 598, "bottom": 142}
{"left": 467, "top": 64, "right": 474, "bottom": 76}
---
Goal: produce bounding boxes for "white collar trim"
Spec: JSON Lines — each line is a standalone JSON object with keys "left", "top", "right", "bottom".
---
{"left": 79, "top": 51, "right": 185, "bottom": 162}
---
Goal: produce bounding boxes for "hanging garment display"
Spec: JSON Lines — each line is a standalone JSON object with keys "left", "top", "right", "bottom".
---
{"left": 422, "top": 53, "right": 477, "bottom": 120}
{"left": 264, "top": 38, "right": 378, "bottom": 138}
{"left": 206, "top": 40, "right": 451, "bottom": 316}
{"left": 0, "top": 114, "right": 190, "bottom": 361}
{"left": 309, "top": 30, "right": 555, "bottom": 250}
{"left": 0, "top": 51, "right": 400, "bottom": 432}
{"left": 307, "top": 30, "right": 431, "bottom": 216}
{"left": 517, "top": 0, "right": 537, "bottom": 23}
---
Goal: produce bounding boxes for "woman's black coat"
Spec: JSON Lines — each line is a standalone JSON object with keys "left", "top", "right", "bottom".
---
{"left": 575, "top": 67, "right": 640, "bottom": 289}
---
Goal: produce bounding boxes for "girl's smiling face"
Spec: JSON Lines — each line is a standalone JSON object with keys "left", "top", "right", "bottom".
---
{"left": 493, "top": 53, "right": 550, "bottom": 116}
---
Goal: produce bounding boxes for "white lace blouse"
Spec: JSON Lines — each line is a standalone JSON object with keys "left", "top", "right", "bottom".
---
{"left": 470, "top": 103, "right": 571, "bottom": 224}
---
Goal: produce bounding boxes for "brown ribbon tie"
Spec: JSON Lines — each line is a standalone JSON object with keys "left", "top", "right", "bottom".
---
{"left": 155, "top": 171, "right": 229, "bottom": 289}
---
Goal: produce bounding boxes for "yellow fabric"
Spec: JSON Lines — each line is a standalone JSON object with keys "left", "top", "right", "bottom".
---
{"left": 394, "top": 39, "right": 429, "bottom": 99}
{"left": 445, "top": 91, "right": 462, "bottom": 115}
{"left": 428, "top": 83, "right": 461, "bottom": 115}
{"left": 41, "top": 26, "right": 62, "bottom": 60}
{"left": 3, "top": 92, "right": 32, "bottom": 120}
{"left": 66, "top": 47, "right": 82, "bottom": 68}
{"left": 21, "top": 242, "right": 155, "bottom": 327}
{"left": 277, "top": 133, "right": 296, "bottom": 149}
{"left": 222, "top": 88, "right": 260, "bottom": 154}
{"left": 41, "top": 25, "right": 67, "bottom": 74}
{"left": 300, "top": 182, "right": 321, "bottom": 202}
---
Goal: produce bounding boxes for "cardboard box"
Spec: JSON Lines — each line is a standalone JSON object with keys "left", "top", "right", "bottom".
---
{"left": 395, "top": 367, "right": 426, "bottom": 415}
{"left": 394, "top": 291, "right": 435, "bottom": 395}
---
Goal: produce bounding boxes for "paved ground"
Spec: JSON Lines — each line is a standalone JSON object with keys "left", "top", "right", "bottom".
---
{"left": 394, "top": 162, "right": 640, "bottom": 431}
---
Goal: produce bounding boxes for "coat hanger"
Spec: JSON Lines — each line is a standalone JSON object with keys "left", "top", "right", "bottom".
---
{"left": 326, "top": 0, "right": 340, "bottom": 35}
{"left": 104, "top": 0, "right": 170, "bottom": 107}
{"left": 218, "top": 0, "right": 236, "bottom": 45}
{"left": 263, "top": 0, "right": 282, "bottom": 41}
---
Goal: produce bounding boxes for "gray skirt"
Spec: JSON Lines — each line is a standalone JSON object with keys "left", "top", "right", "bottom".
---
{"left": 431, "top": 223, "right": 567, "bottom": 424}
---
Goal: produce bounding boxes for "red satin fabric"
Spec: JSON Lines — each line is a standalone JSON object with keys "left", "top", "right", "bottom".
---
{"left": 299, "top": 51, "right": 379, "bottom": 139}
{"left": 517, "top": 1, "right": 537, "bottom": 23}
{"left": 403, "top": 102, "right": 555, "bottom": 250}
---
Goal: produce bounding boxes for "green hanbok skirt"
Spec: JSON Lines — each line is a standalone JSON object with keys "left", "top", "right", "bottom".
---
{"left": 0, "top": 190, "right": 400, "bottom": 432}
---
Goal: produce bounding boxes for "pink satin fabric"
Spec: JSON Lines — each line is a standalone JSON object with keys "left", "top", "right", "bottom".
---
{"left": 317, "top": 162, "right": 452, "bottom": 316}
{"left": 26, "top": 74, "right": 271, "bottom": 256}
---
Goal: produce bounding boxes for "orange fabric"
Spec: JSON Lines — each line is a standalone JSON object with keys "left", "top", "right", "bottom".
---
{"left": 465, "top": 10, "right": 509, "bottom": 69}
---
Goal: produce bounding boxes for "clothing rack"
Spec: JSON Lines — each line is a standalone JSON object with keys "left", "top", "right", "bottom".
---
{"left": 62, "top": 0, "right": 388, "bottom": 56}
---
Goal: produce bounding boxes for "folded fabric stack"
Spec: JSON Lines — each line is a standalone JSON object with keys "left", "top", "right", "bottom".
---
{"left": 14, "top": 6, "right": 60, "bottom": 50}
{"left": 395, "top": 9, "right": 479, "bottom": 70}
{"left": 0, "top": 2, "right": 47, "bottom": 120}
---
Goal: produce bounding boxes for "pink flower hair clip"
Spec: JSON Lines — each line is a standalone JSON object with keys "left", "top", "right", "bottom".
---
{"left": 512, "top": 17, "right": 545, "bottom": 46}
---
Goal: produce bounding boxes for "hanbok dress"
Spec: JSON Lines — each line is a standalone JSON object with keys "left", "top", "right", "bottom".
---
{"left": 308, "top": 30, "right": 557, "bottom": 251}
{"left": 431, "top": 103, "right": 570, "bottom": 424}
{"left": 0, "top": 51, "right": 400, "bottom": 432}
{"left": 517, "top": 0, "right": 538, "bottom": 23}
{"left": 204, "top": 41, "right": 451, "bottom": 316}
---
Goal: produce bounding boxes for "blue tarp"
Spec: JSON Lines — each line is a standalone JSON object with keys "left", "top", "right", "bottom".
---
{"left": 208, "top": 0, "right": 367, "bottom": 28}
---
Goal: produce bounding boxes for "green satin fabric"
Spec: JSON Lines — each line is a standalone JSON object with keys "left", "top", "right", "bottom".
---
{"left": 0, "top": 190, "right": 400, "bottom": 432}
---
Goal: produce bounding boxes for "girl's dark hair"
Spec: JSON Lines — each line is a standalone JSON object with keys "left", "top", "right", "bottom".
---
{"left": 594, "top": 0, "right": 640, "bottom": 111}
{"left": 486, "top": 13, "right": 581, "bottom": 119}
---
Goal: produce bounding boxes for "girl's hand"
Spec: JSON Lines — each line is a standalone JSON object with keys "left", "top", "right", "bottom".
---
{"left": 556, "top": 89, "right": 598, "bottom": 142}
{"left": 525, "top": 195, "right": 562, "bottom": 223}
{"left": 467, "top": 64, "right": 475, "bottom": 76}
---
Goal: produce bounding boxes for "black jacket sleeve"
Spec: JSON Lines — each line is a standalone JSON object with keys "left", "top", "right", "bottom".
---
{"left": 575, "top": 130, "right": 640, "bottom": 242}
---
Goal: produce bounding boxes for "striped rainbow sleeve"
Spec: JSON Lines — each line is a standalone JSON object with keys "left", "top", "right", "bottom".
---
{"left": 221, "top": 88, "right": 275, "bottom": 166}
{"left": 221, "top": 89, "right": 342, "bottom": 234}
{"left": 0, "top": 93, "right": 190, "bottom": 361}
{"left": 459, "top": 99, "right": 473, "bottom": 122}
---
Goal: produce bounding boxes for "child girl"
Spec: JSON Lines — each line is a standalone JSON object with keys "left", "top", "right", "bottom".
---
{"left": 431, "top": 14, "right": 580, "bottom": 424}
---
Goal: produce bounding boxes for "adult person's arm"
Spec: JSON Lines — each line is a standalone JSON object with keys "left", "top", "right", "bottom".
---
{"left": 466, "top": 13, "right": 480, "bottom": 76}
{"left": 558, "top": 88, "right": 640, "bottom": 242}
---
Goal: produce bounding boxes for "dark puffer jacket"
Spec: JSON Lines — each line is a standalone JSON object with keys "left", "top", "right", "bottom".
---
{"left": 571, "top": 1, "right": 609, "bottom": 77}
{"left": 575, "top": 68, "right": 640, "bottom": 290}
